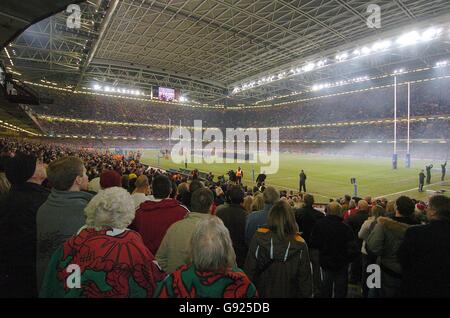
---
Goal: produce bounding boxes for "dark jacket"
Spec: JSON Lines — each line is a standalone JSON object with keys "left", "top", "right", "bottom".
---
{"left": 244, "top": 227, "right": 312, "bottom": 298}
{"left": 310, "top": 215, "right": 355, "bottom": 270}
{"left": 0, "top": 182, "right": 50, "bottom": 297}
{"left": 216, "top": 203, "right": 248, "bottom": 268}
{"left": 299, "top": 172, "right": 307, "bottom": 183}
{"left": 398, "top": 219, "right": 450, "bottom": 297}
{"left": 36, "top": 189, "right": 93, "bottom": 291}
{"left": 346, "top": 210, "right": 369, "bottom": 238}
{"left": 295, "top": 205, "right": 325, "bottom": 246}
{"left": 346, "top": 209, "right": 369, "bottom": 250}
{"left": 130, "top": 198, "right": 189, "bottom": 255}
{"left": 419, "top": 172, "right": 425, "bottom": 183}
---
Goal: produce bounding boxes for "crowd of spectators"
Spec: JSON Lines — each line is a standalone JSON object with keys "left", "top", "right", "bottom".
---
{"left": 32, "top": 78, "right": 450, "bottom": 129}
{"left": 1, "top": 137, "right": 449, "bottom": 298}
{"left": 37, "top": 117, "right": 449, "bottom": 141}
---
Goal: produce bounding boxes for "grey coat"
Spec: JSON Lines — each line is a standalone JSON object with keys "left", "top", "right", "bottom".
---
{"left": 366, "top": 216, "right": 417, "bottom": 274}
{"left": 36, "top": 189, "right": 93, "bottom": 290}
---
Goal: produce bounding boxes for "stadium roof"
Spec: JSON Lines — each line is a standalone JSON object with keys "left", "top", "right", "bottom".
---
{"left": 2, "top": 0, "right": 450, "bottom": 105}
{"left": 0, "top": 0, "right": 84, "bottom": 48}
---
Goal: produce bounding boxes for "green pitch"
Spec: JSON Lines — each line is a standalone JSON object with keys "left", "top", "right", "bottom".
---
{"left": 141, "top": 150, "right": 449, "bottom": 202}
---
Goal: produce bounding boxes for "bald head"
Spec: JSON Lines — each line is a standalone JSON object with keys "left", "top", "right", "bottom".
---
{"left": 328, "top": 201, "right": 343, "bottom": 217}
{"left": 358, "top": 200, "right": 369, "bottom": 211}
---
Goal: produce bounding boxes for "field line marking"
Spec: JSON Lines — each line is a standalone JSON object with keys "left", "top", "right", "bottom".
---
{"left": 375, "top": 180, "right": 448, "bottom": 199}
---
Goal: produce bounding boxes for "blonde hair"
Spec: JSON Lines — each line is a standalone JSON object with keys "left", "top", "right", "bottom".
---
{"left": 371, "top": 205, "right": 385, "bottom": 219}
{"left": 85, "top": 187, "right": 135, "bottom": 229}
{"left": 134, "top": 175, "right": 149, "bottom": 189}
{"left": 386, "top": 200, "right": 395, "bottom": 214}
{"left": 328, "top": 201, "right": 343, "bottom": 217}
{"left": 267, "top": 200, "right": 297, "bottom": 241}
{"left": 243, "top": 195, "right": 253, "bottom": 213}
{"left": 251, "top": 193, "right": 265, "bottom": 211}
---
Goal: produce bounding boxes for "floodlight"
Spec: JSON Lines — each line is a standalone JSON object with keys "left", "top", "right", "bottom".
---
{"left": 361, "top": 47, "right": 371, "bottom": 55}
{"left": 421, "top": 27, "right": 442, "bottom": 42}
{"left": 396, "top": 31, "right": 420, "bottom": 46}
{"left": 302, "top": 63, "right": 315, "bottom": 72}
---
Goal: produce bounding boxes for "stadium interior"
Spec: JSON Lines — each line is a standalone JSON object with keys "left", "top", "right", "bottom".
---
{"left": 0, "top": 0, "right": 450, "bottom": 300}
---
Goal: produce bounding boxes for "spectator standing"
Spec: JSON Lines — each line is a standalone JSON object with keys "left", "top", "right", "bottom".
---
{"left": 398, "top": 195, "right": 450, "bottom": 297}
{"left": 130, "top": 175, "right": 189, "bottom": 255}
{"left": 156, "top": 188, "right": 213, "bottom": 273}
{"left": 310, "top": 201, "right": 355, "bottom": 298}
{"left": 40, "top": 187, "right": 165, "bottom": 297}
{"left": 366, "top": 196, "right": 419, "bottom": 297}
{"left": 216, "top": 185, "right": 248, "bottom": 267}
{"left": 244, "top": 201, "right": 312, "bottom": 298}
{"left": 36, "top": 156, "right": 92, "bottom": 291}
{"left": 294, "top": 193, "right": 324, "bottom": 297}
{"left": 245, "top": 187, "right": 279, "bottom": 246}
{"left": 0, "top": 153, "right": 50, "bottom": 297}
{"left": 155, "top": 216, "right": 257, "bottom": 298}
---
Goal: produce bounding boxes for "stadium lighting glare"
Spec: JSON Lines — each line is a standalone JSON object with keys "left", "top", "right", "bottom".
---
{"left": 335, "top": 53, "right": 348, "bottom": 62}
{"left": 361, "top": 46, "right": 372, "bottom": 55}
{"left": 92, "top": 84, "right": 143, "bottom": 96}
{"left": 396, "top": 31, "right": 421, "bottom": 46}
{"left": 316, "top": 59, "right": 327, "bottom": 67}
{"left": 233, "top": 25, "right": 446, "bottom": 94}
{"left": 4, "top": 47, "right": 14, "bottom": 66}
{"left": 302, "top": 63, "right": 315, "bottom": 72}
{"left": 371, "top": 40, "right": 391, "bottom": 52}
{"left": 421, "top": 27, "right": 442, "bottom": 42}
{"left": 312, "top": 75, "right": 370, "bottom": 91}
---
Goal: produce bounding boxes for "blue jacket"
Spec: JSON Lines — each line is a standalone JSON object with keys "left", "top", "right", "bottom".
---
{"left": 245, "top": 203, "right": 273, "bottom": 246}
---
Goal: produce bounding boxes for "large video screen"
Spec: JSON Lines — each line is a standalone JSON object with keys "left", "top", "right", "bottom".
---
{"left": 158, "top": 87, "right": 175, "bottom": 101}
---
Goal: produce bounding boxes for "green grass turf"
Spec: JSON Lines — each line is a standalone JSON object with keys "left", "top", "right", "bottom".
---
{"left": 141, "top": 150, "right": 449, "bottom": 202}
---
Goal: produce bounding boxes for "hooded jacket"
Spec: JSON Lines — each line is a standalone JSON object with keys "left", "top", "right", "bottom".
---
{"left": 130, "top": 198, "right": 189, "bottom": 255}
{"left": 366, "top": 216, "right": 418, "bottom": 275}
{"left": 36, "top": 189, "right": 93, "bottom": 291}
{"left": 244, "top": 227, "right": 312, "bottom": 298}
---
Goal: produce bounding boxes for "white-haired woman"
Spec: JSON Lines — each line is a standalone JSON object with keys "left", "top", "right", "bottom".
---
{"left": 40, "top": 187, "right": 166, "bottom": 298}
{"left": 154, "top": 216, "right": 257, "bottom": 298}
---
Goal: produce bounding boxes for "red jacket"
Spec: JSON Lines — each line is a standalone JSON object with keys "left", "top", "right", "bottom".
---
{"left": 130, "top": 198, "right": 189, "bottom": 255}
{"left": 343, "top": 208, "right": 358, "bottom": 221}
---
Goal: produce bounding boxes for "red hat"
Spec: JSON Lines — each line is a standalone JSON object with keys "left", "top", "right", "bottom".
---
{"left": 100, "top": 170, "right": 122, "bottom": 189}
{"left": 416, "top": 203, "right": 426, "bottom": 211}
